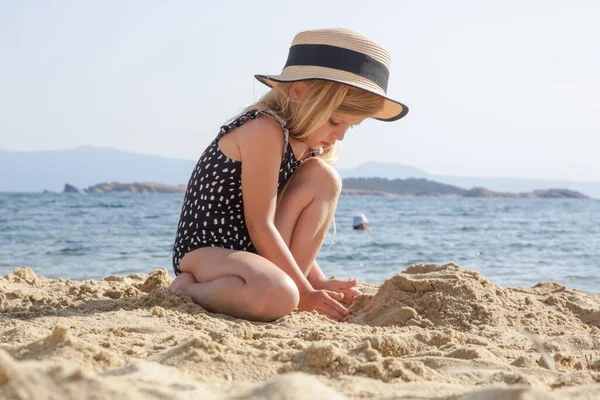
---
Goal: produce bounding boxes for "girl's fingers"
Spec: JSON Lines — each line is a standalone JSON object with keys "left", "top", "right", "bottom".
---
{"left": 318, "top": 280, "right": 336, "bottom": 291}
{"left": 341, "top": 292, "right": 354, "bottom": 305}
{"left": 345, "top": 279, "right": 358, "bottom": 288}
{"left": 322, "top": 304, "right": 345, "bottom": 321}
{"left": 324, "top": 293, "right": 349, "bottom": 316}
{"left": 316, "top": 308, "right": 339, "bottom": 321}
{"left": 324, "top": 278, "right": 357, "bottom": 291}
{"left": 325, "top": 290, "right": 344, "bottom": 301}
{"left": 340, "top": 287, "right": 361, "bottom": 305}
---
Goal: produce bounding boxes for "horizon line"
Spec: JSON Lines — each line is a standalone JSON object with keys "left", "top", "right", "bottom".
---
{"left": 2, "top": 145, "right": 600, "bottom": 184}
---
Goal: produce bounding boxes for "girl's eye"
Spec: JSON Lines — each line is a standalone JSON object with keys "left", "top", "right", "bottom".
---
{"left": 329, "top": 118, "right": 339, "bottom": 126}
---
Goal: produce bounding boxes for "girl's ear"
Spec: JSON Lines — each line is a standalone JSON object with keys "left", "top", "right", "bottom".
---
{"left": 289, "top": 81, "right": 309, "bottom": 100}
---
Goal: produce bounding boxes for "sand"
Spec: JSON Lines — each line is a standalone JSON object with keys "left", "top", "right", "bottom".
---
{"left": 1, "top": 263, "right": 599, "bottom": 399}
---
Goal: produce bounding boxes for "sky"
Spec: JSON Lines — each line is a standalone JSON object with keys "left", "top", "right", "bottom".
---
{"left": 1, "top": 0, "right": 599, "bottom": 181}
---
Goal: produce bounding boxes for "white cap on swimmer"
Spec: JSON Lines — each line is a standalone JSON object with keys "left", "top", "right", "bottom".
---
{"left": 353, "top": 213, "right": 369, "bottom": 228}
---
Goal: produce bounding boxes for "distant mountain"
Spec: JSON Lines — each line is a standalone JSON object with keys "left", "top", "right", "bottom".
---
{"left": 338, "top": 162, "right": 429, "bottom": 179}
{"left": 343, "top": 177, "right": 467, "bottom": 196}
{"left": 340, "top": 162, "right": 600, "bottom": 199}
{"left": 342, "top": 178, "right": 588, "bottom": 198}
{"left": 0, "top": 146, "right": 195, "bottom": 192}
{"left": 429, "top": 175, "right": 600, "bottom": 199}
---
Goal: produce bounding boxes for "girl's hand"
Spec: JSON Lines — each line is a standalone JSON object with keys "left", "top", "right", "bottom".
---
{"left": 312, "top": 277, "right": 362, "bottom": 306}
{"left": 297, "top": 288, "right": 349, "bottom": 322}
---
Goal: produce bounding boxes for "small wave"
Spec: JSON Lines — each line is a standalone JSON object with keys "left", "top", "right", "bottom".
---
{"left": 508, "top": 243, "right": 534, "bottom": 249}
{"left": 55, "top": 246, "right": 92, "bottom": 255}
{"left": 564, "top": 274, "right": 600, "bottom": 281}
{"left": 368, "top": 242, "right": 406, "bottom": 250}
{"left": 67, "top": 203, "right": 127, "bottom": 209}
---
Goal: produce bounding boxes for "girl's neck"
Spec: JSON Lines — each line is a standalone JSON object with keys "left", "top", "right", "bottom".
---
{"left": 288, "top": 137, "right": 312, "bottom": 161}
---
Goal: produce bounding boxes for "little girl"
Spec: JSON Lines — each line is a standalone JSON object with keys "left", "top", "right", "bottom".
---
{"left": 170, "top": 28, "right": 408, "bottom": 322}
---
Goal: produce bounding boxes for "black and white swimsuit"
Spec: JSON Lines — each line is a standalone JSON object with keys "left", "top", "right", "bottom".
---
{"left": 172, "top": 109, "right": 303, "bottom": 275}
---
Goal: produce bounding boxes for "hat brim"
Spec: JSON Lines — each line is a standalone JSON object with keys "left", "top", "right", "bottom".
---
{"left": 254, "top": 70, "right": 408, "bottom": 122}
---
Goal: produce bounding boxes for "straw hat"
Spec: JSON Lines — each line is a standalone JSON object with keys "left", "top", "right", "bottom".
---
{"left": 255, "top": 28, "right": 408, "bottom": 121}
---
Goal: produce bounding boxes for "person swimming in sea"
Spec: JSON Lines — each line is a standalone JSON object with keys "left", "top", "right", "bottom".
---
{"left": 353, "top": 213, "right": 371, "bottom": 231}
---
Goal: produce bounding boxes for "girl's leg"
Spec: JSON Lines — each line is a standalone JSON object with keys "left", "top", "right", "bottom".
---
{"left": 172, "top": 248, "right": 299, "bottom": 322}
{"left": 170, "top": 158, "right": 340, "bottom": 321}
{"left": 274, "top": 157, "right": 342, "bottom": 275}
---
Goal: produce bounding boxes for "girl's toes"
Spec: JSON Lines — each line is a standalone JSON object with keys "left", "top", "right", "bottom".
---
{"left": 170, "top": 272, "right": 197, "bottom": 292}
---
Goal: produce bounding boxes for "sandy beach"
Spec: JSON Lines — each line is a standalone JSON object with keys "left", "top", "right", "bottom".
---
{"left": 1, "top": 263, "right": 599, "bottom": 399}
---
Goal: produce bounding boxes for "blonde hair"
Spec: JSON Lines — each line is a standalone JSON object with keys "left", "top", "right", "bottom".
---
{"left": 245, "top": 80, "right": 385, "bottom": 165}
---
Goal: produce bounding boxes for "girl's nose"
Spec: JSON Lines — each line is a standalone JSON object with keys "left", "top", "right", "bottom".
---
{"left": 334, "top": 128, "right": 347, "bottom": 142}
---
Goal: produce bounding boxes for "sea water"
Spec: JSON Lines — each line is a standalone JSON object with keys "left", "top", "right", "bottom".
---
{"left": 1, "top": 193, "right": 598, "bottom": 293}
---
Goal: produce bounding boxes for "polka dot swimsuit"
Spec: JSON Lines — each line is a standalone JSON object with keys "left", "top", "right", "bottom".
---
{"left": 172, "top": 109, "right": 302, "bottom": 275}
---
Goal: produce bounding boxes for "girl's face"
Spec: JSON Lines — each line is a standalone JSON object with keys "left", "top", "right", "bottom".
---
{"left": 305, "top": 112, "right": 366, "bottom": 150}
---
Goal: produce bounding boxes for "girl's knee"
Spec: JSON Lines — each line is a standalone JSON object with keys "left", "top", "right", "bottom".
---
{"left": 295, "top": 158, "right": 342, "bottom": 198}
{"left": 251, "top": 273, "right": 299, "bottom": 321}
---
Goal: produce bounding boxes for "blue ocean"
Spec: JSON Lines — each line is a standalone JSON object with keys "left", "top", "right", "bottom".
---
{"left": 1, "top": 193, "right": 598, "bottom": 294}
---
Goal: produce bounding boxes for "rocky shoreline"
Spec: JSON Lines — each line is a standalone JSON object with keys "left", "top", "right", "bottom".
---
{"left": 62, "top": 182, "right": 187, "bottom": 194}
{"left": 60, "top": 181, "right": 589, "bottom": 198}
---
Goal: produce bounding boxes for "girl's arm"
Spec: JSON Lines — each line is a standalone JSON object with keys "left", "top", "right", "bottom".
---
{"left": 307, "top": 260, "right": 327, "bottom": 284}
{"left": 237, "top": 116, "right": 313, "bottom": 293}
{"left": 237, "top": 116, "right": 349, "bottom": 319}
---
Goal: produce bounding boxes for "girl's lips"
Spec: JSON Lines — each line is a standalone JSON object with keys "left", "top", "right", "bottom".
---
{"left": 321, "top": 141, "right": 331, "bottom": 147}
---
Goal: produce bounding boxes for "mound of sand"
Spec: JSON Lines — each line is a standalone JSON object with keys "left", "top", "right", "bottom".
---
{"left": 1, "top": 263, "right": 599, "bottom": 399}
{"left": 349, "top": 263, "right": 600, "bottom": 335}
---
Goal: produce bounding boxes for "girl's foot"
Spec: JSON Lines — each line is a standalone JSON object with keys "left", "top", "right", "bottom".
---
{"left": 169, "top": 272, "right": 198, "bottom": 292}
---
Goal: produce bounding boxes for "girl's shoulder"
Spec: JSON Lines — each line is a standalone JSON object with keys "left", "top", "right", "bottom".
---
{"left": 220, "top": 109, "right": 287, "bottom": 161}
{"left": 237, "top": 114, "right": 285, "bottom": 150}
{"left": 221, "top": 109, "right": 286, "bottom": 136}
